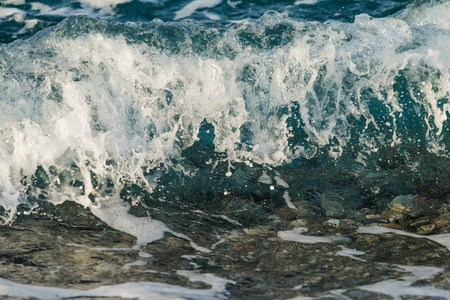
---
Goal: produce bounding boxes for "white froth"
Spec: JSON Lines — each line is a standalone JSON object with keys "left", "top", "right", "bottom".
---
{"left": 176, "top": 270, "right": 235, "bottom": 292}
{"left": 360, "top": 265, "right": 449, "bottom": 300}
{"left": 0, "top": 192, "right": 21, "bottom": 223}
{"left": 174, "top": 0, "right": 223, "bottom": 20}
{"left": 30, "top": 2, "right": 122, "bottom": 18}
{"left": 0, "top": 275, "right": 232, "bottom": 300}
{"left": 257, "top": 172, "right": 273, "bottom": 185}
{"left": 275, "top": 176, "right": 289, "bottom": 188}
{"left": 278, "top": 227, "right": 332, "bottom": 244}
{"left": 358, "top": 225, "right": 450, "bottom": 251}
{"left": 89, "top": 200, "right": 172, "bottom": 249}
{"left": 181, "top": 255, "right": 202, "bottom": 260}
{"left": 203, "top": 11, "right": 221, "bottom": 20}
{"left": 336, "top": 246, "right": 366, "bottom": 262}
{"left": 122, "top": 260, "right": 147, "bottom": 270}
{"left": 77, "top": 0, "right": 132, "bottom": 9}
{"left": 190, "top": 242, "right": 212, "bottom": 253}
{"left": 294, "top": 0, "right": 318, "bottom": 5}
{"left": 220, "top": 215, "right": 242, "bottom": 226}
{"left": 0, "top": 7, "right": 24, "bottom": 18}
{"left": 290, "top": 265, "right": 449, "bottom": 300}
{"left": 283, "top": 191, "right": 297, "bottom": 210}
{"left": 30, "top": 3, "right": 54, "bottom": 14}
{"left": 67, "top": 243, "right": 133, "bottom": 252}
{"left": 212, "top": 239, "right": 226, "bottom": 249}
{"left": 426, "top": 234, "right": 450, "bottom": 251}
{"left": 139, "top": 251, "right": 153, "bottom": 258}
{"left": 0, "top": 0, "right": 25, "bottom": 4}
{"left": 226, "top": 0, "right": 241, "bottom": 9}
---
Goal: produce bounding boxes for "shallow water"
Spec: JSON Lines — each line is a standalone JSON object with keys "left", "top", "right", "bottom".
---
{"left": 0, "top": 0, "right": 449, "bottom": 298}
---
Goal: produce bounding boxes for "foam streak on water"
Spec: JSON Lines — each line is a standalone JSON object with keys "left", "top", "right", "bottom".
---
{"left": 0, "top": 275, "right": 232, "bottom": 299}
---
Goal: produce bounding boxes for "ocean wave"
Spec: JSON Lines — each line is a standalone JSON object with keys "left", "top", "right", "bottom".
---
{"left": 0, "top": 0, "right": 448, "bottom": 222}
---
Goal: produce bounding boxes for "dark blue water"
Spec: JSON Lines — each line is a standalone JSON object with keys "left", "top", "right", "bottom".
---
{"left": 0, "top": 0, "right": 413, "bottom": 44}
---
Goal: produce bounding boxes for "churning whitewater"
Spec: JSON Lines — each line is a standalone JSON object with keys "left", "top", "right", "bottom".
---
{"left": 0, "top": 0, "right": 449, "bottom": 222}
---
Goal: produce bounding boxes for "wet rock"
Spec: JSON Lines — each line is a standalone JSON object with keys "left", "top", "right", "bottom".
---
{"left": 432, "top": 216, "right": 450, "bottom": 233}
{"left": 326, "top": 219, "right": 340, "bottom": 228}
{"left": 320, "top": 197, "right": 348, "bottom": 217}
{"left": 1, "top": 196, "right": 450, "bottom": 299}
{"left": 350, "top": 233, "right": 450, "bottom": 267}
{"left": 0, "top": 298, "right": 41, "bottom": 300}
{"left": 412, "top": 268, "right": 450, "bottom": 291}
{"left": 292, "top": 200, "right": 322, "bottom": 218}
{"left": 397, "top": 297, "right": 447, "bottom": 300}
{"left": 277, "top": 206, "right": 298, "bottom": 221}
{"left": 388, "top": 194, "right": 423, "bottom": 218}
{"left": 318, "top": 191, "right": 365, "bottom": 219}
{"left": 411, "top": 219, "right": 432, "bottom": 228}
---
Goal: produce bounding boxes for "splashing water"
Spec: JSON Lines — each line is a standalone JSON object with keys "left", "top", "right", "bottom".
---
{"left": 0, "top": 0, "right": 449, "bottom": 223}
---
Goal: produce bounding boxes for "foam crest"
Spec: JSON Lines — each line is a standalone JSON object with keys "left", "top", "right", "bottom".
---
{"left": 0, "top": 7, "right": 25, "bottom": 18}
{"left": 77, "top": 0, "right": 133, "bottom": 9}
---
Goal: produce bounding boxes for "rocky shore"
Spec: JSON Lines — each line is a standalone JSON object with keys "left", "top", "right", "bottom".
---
{"left": 0, "top": 196, "right": 448, "bottom": 299}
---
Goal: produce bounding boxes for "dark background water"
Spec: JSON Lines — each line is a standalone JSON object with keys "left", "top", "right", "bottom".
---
{"left": 0, "top": 0, "right": 414, "bottom": 44}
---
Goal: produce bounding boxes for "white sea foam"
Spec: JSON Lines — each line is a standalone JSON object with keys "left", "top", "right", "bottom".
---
{"left": 226, "top": 0, "right": 241, "bottom": 9}
{"left": 0, "top": 274, "right": 232, "bottom": 299}
{"left": 275, "top": 176, "right": 289, "bottom": 188}
{"left": 359, "top": 265, "right": 450, "bottom": 300}
{"left": 336, "top": 246, "right": 366, "bottom": 261}
{"left": 190, "top": 242, "right": 212, "bottom": 253}
{"left": 283, "top": 191, "right": 297, "bottom": 210}
{"left": 176, "top": 270, "right": 235, "bottom": 292}
{"left": 284, "top": 225, "right": 450, "bottom": 299}
{"left": 90, "top": 199, "right": 179, "bottom": 249}
{"left": 0, "top": 0, "right": 25, "bottom": 4}
{"left": 77, "top": 0, "right": 132, "bottom": 9}
{"left": 30, "top": 1, "right": 123, "bottom": 18}
{"left": 139, "top": 251, "right": 153, "bottom": 258}
{"left": 358, "top": 225, "right": 450, "bottom": 251}
{"left": 257, "top": 172, "right": 273, "bottom": 185}
{"left": 219, "top": 214, "right": 242, "bottom": 226}
{"left": 278, "top": 227, "right": 332, "bottom": 244}
{"left": 203, "top": 11, "right": 221, "bottom": 20}
{"left": 174, "top": 0, "right": 223, "bottom": 20}
{"left": 122, "top": 260, "right": 147, "bottom": 270}
{"left": 294, "top": 0, "right": 318, "bottom": 5}
{"left": 30, "top": 3, "right": 58, "bottom": 14}
{"left": 66, "top": 243, "right": 134, "bottom": 252}
{"left": 0, "top": 7, "right": 25, "bottom": 18}
{"left": 289, "top": 265, "right": 449, "bottom": 300}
